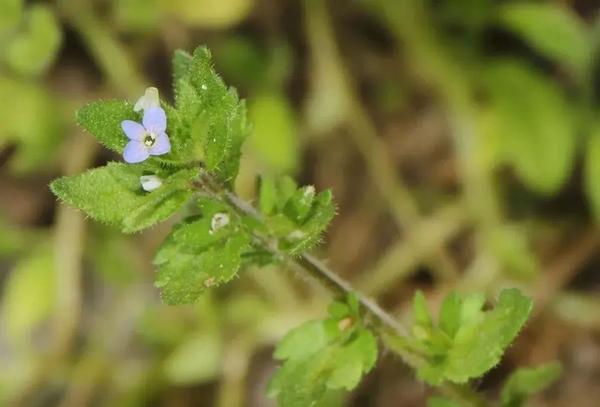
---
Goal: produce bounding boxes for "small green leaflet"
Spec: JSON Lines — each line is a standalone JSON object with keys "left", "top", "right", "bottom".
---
{"left": 410, "top": 289, "right": 533, "bottom": 385}
{"left": 50, "top": 162, "right": 196, "bottom": 233}
{"left": 268, "top": 295, "right": 378, "bottom": 407}
{"left": 172, "top": 47, "right": 251, "bottom": 184}
{"left": 498, "top": 3, "right": 590, "bottom": 75}
{"left": 154, "top": 198, "right": 251, "bottom": 304}
{"left": 500, "top": 362, "right": 562, "bottom": 407}
{"left": 482, "top": 60, "right": 576, "bottom": 194}
{"left": 258, "top": 175, "right": 336, "bottom": 256}
{"left": 6, "top": 5, "right": 62, "bottom": 77}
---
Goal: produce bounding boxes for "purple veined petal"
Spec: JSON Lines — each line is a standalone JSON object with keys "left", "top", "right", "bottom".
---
{"left": 121, "top": 120, "right": 146, "bottom": 141}
{"left": 149, "top": 132, "right": 171, "bottom": 156}
{"left": 123, "top": 141, "right": 150, "bottom": 163}
{"left": 143, "top": 107, "right": 167, "bottom": 134}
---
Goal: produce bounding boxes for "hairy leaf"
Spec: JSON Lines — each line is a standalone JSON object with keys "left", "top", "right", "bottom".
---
{"left": 269, "top": 298, "right": 378, "bottom": 406}
{"left": 413, "top": 289, "right": 533, "bottom": 385}
{"left": 444, "top": 289, "right": 533, "bottom": 383}
{"left": 154, "top": 198, "right": 251, "bottom": 304}
{"left": 172, "top": 46, "right": 250, "bottom": 183}
{"left": 50, "top": 162, "right": 195, "bottom": 233}
{"left": 77, "top": 100, "right": 139, "bottom": 154}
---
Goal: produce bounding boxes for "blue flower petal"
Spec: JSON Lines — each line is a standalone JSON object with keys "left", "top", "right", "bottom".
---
{"left": 121, "top": 120, "right": 145, "bottom": 141}
{"left": 149, "top": 132, "right": 171, "bottom": 156}
{"left": 123, "top": 141, "right": 150, "bottom": 163}
{"left": 142, "top": 107, "right": 167, "bottom": 134}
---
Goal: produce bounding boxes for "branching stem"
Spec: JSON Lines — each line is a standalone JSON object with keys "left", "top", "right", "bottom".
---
{"left": 196, "top": 171, "right": 488, "bottom": 407}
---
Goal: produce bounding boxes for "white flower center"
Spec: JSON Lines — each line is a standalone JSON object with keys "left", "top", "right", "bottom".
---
{"left": 143, "top": 132, "right": 157, "bottom": 146}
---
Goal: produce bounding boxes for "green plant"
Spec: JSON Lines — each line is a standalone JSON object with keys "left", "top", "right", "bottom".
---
{"left": 50, "top": 46, "right": 558, "bottom": 406}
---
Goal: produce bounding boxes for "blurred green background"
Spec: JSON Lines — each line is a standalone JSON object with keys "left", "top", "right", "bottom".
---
{"left": 1, "top": 0, "right": 599, "bottom": 406}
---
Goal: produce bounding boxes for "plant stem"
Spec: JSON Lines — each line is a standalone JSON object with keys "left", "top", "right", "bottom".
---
{"left": 196, "top": 171, "right": 489, "bottom": 407}
{"left": 198, "top": 172, "right": 409, "bottom": 336}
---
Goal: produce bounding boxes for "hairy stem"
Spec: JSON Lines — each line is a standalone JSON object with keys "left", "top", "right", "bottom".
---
{"left": 196, "top": 171, "right": 489, "bottom": 407}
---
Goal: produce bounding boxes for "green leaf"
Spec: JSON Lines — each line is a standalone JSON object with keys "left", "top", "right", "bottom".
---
{"left": 6, "top": 5, "right": 62, "bottom": 77}
{"left": 172, "top": 49, "right": 193, "bottom": 83}
{"left": 585, "top": 126, "right": 600, "bottom": 222}
{"left": 0, "top": 78, "right": 63, "bottom": 173}
{"left": 274, "top": 321, "right": 331, "bottom": 361}
{"left": 483, "top": 60, "right": 576, "bottom": 194}
{"left": 427, "top": 397, "right": 461, "bottom": 407}
{"left": 257, "top": 176, "right": 335, "bottom": 255}
{"left": 459, "top": 293, "right": 485, "bottom": 325}
{"left": 284, "top": 186, "right": 316, "bottom": 224}
{"left": 163, "top": 332, "right": 222, "bottom": 385}
{"left": 327, "top": 329, "right": 377, "bottom": 390}
{"left": 501, "top": 362, "right": 562, "bottom": 407}
{"left": 443, "top": 289, "right": 533, "bottom": 383}
{"left": 77, "top": 100, "right": 138, "bottom": 154}
{"left": 499, "top": 3, "right": 591, "bottom": 74}
{"left": 486, "top": 225, "right": 538, "bottom": 281}
{"left": 413, "top": 290, "right": 433, "bottom": 329}
{"left": 328, "top": 301, "right": 351, "bottom": 320}
{"left": 0, "top": 0, "right": 22, "bottom": 35}
{"left": 154, "top": 198, "right": 251, "bottom": 304}
{"left": 249, "top": 93, "right": 299, "bottom": 173}
{"left": 282, "top": 190, "right": 336, "bottom": 255}
{"left": 114, "top": 0, "right": 160, "bottom": 33}
{"left": 171, "top": 46, "right": 250, "bottom": 183}
{"left": 2, "top": 245, "right": 54, "bottom": 343}
{"left": 269, "top": 300, "right": 378, "bottom": 406}
{"left": 413, "top": 289, "right": 532, "bottom": 385}
{"left": 50, "top": 162, "right": 195, "bottom": 233}
{"left": 439, "top": 292, "right": 461, "bottom": 339}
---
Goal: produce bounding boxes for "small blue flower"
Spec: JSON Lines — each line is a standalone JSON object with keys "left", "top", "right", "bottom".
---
{"left": 121, "top": 107, "right": 171, "bottom": 163}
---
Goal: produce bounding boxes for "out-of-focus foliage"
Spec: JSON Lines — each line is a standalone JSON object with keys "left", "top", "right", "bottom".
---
{"left": 500, "top": 362, "right": 562, "bottom": 407}
{"left": 1, "top": 0, "right": 599, "bottom": 406}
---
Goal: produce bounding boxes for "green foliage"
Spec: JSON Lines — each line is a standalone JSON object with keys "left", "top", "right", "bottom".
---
{"left": 499, "top": 3, "right": 590, "bottom": 75}
{"left": 172, "top": 47, "right": 251, "bottom": 184}
{"left": 1, "top": 245, "right": 55, "bottom": 343}
{"left": 6, "top": 5, "right": 62, "bottom": 77}
{"left": 51, "top": 162, "right": 196, "bottom": 233}
{"left": 500, "top": 362, "right": 562, "bottom": 407}
{"left": 114, "top": 0, "right": 160, "bottom": 33}
{"left": 410, "top": 289, "right": 532, "bottom": 385}
{"left": 0, "top": 78, "right": 63, "bottom": 173}
{"left": 486, "top": 225, "right": 538, "bottom": 281}
{"left": 268, "top": 295, "right": 377, "bottom": 406}
{"left": 163, "top": 332, "right": 222, "bottom": 384}
{"left": 77, "top": 100, "right": 139, "bottom": 154}
{"left": 154, "top": 198, "right": 251, "bottom": 304}
{"left": 249, "top": 93, "right": 299, "bottom": 173}
{"left": 0, "top": 0, "right": 22, "bottom": 34}
{"left": 165, "top": 0, "right": 254, "bottom": 28}
{"left": 258, "top": 176, "right": 336, "bottom": 255}
{"left": 482, "top": 60, "right": 576, "bottom": 194}
{"left": 585, "top": 126, "right": 600, "bottom": 222}
{"left": 427, "top": 397, "right": 461, "bottom": 407}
